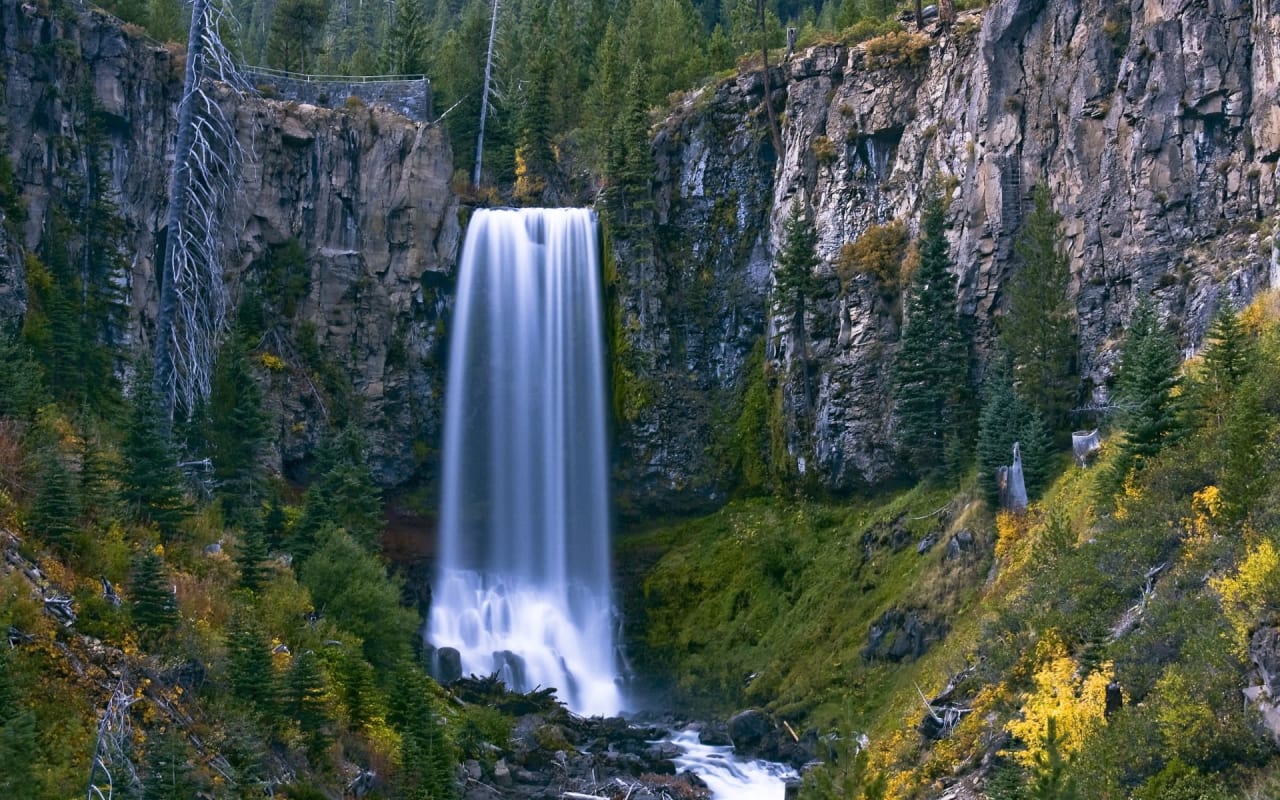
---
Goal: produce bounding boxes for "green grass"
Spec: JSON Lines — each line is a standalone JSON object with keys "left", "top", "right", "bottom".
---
{"left": 618, "top": 481, "right": 992, "bottom": 732}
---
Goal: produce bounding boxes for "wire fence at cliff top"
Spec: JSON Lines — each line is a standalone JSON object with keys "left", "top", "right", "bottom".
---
{"left": 241, "top": 65, "right": 428, "bottom": 85}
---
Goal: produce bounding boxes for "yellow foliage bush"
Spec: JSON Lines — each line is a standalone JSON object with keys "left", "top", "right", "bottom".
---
{"left": 259, "top": 352, "right": 287, "bottom": 371}
{"left": 864, "top": 31, "right": 931, "bottom": 69}
{"left": 1211, "top": 536, "right": 1280, "bottom": 655}
{"left": 1005, "top": 648, "right": 1114, "bottom": 769}
{"left": 837, "top": 220, "right": 908, "bottom": 292}
{"left": 994, "top": 510, "right": 1028, "bottom": 563}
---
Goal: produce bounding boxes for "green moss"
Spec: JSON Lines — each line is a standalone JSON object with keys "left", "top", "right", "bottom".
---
{"left": 602, "top": 214, "right": 658, "bottom": 424}
{"left": 620, "top": 482, "right": 984, "bottom": 729}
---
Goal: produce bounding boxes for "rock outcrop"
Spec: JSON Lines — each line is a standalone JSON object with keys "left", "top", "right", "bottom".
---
{"left": 613, "top": 0, "right": 1280, "bottom": 511}
{"left": 0, "top": 0, "right": 457, "bottom": 484}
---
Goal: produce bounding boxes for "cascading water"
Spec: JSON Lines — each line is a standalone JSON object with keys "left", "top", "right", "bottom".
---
{"left": 429, "top": 208, "right": 623, "bottom": 717}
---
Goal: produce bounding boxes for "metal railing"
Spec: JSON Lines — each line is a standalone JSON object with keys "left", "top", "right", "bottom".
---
{"left": 241, "top": 65, "right": 429, "bottom": 86}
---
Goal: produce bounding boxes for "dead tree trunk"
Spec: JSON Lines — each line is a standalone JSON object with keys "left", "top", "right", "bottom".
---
{"left": 154, "top": 0, "right": 250, "bottom": 422}
{"left": 757, "top": 0, "right": 782, "bottom": 158}
{"left": 473, "top": 0, "right": 500, "bottom": 188}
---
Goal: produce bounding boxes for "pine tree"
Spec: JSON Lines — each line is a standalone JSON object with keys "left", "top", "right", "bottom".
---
{"left": 1220, "top": 377, "right": 1273, "bottom": 522}
{"left": 977, "top": 361, "right": 1051, "bottom": 507}
{"left": 1107, "top": 299, "right": 1183, "bottom": 491}
{"left": 381, "top": 0, "right": 431, "bottom": 74}
{"left": 0, "top": 652, "right": 38, "bottom": 799}
{"left": 131, "top": 548, "right": 178, "bottom": 646}
{"left": 228, "top": 613, "right": 276, "bottom": 712}
{"left": 208, "top": 332, "right": 269, "bottom": 522}
{"left": 1196, "top": 296, "right": 1255, "bottom": 430}
{"left": 78, "top": 417, "right": 118, "bottom": 520}
{"left": 1027, "top": 718, "right": 1078, "bottom": 800}
{"left": 267, "top": 0, "right": 331, "bottom": 72}
{"left": 391, "top": 665, "right": 456, "bottom": 800}
{"left": 0, "top": 330, "right": 44, "bottom": 420}
{"left": 120, "top": 374, "right": 190, "bottom": 538}
{"left": 287, "top": 651, "right": 332, "bottom": 758}
{"left": 1000, "top": 185, "right": 1078, "bottom": 438}
{"left": 892, "top": 193, "right": 971, "bottom": 479}
{"left": 27, "top": 449, "right": 80, "bottom": 552}
{"left": 292, "top": 428, "right": 383, "bottom": 554}
{"left": 236, "top": 517, "right": 270, "bottom": 593}
{"left": 141, "top": 728, "right": 202, "bottom": 800}
{"left": 340, "top": 649, "right": 376, "bottom": 732}
{"left": 606, "top": 63, "right": 654, "bottom": 230}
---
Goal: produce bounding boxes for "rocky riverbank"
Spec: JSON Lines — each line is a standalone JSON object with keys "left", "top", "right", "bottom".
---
{"left": 445, "top": 677, "right": 811, "bottom": 800}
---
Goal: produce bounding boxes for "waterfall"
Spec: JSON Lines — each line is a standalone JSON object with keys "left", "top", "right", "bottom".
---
{"left": 429, "top": 208, "right": 622, "bottom": 716}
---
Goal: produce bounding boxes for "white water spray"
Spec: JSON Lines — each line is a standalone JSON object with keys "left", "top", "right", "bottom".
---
{"left": 669, "top": 730, "right": 797, "bottom": 799}
{"left": 429, "top": 208, "right": 622, "bottom": 716}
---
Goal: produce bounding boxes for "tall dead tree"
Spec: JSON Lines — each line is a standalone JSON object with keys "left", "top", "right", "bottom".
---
{"left": 473, "top": 0, "right": 501, "bottom": 187}
{"left": 154, "top": 0, "right": 251, "bottom": 422}
{"left": 757, "top": 0, "right": 782, "bottom": 157}
{"left": 85, "top": 682, "right": 140, "bottom": 800}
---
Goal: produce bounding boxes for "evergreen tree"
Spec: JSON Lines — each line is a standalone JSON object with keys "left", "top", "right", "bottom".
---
{"left": 140, "top": 728, "right": 202, "bottom": 800}
{"left": 292, "top": 428, "right": 382, "bottom": 554}
{"left": 391, "top": 665, "right": 456, "bottom": 800}
{"left": 27, "top": 449, "right": 81, "bottom": 552}
{"left": 584, "top": 21, "right": 625, "bottom": 166}
{"left": 1220, "top": 377, "right": 1273, "bottom": 522}
{"left": 977, "top": 360, "right": 1051, "bottom": 507}
{"left": 606, "top": 63, "right": 654, "bottom": 230}
{"left": 1196, "top": 296, "right": 1255, "bottom": 430}
{"left": 207, "top": 332, "right": 269, "bottom": 521}
{"left": 130, "top": 548, "right": 178, "bottom": 646}
{"left": 267, "top": 0, "right": 330, "bottom": 72}
{"left": 1107, "top": 299, "right": 1183, "bottom": 491}
{"left": 892, "top": 193, "right": 971, "bottom": 479}
{"left": 263, "top": 488, "right": 289, "bottom": 551}
{"left": 287, "top": 651, "right": 332, "bottom": 757}
{"left": 1000, "top": 185, "right": 1078, "bottom": 438}
{"left": 228, "top": 612, "right": 276, "bottom": 712}
{"left": 381, "top": 0, "right": 431, "bottom": 74}
{"left": 775, "top": 202, "right": 820, "bottom": 318}
{"left": 340, "top": 649, "right": 376, "bottom": 732}
{"left": 0, "top": 330, "right": 44, "bottom": 420}
{"left": 1027, "top": 718, "right": 1078, "bottom": 800}
{"left": 514, "top": 44, "right": 556, "bottom": 204}
{"left": 78, "top": 417, "right": 118, "bottom": 520}
{"left": 120, "top": 374, "right": 190, "bottom": 538}
{"left": 299, "top": 527, "right": 419, "bottom": 672}
{"left": 236, "top": 517, "right": 270, "bottom": 593}
{"left": 0, "top": 652, "right": 38, "bottom": 799}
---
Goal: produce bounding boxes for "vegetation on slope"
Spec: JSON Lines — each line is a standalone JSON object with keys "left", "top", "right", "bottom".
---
{"left": 625, "top": 290, "right": 1280, "bottom": 799}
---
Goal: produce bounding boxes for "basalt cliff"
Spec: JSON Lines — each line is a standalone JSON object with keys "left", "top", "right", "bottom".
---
{"left": 2, "top": 0, "right": 1280, "bottom": 510}
{"left": 612, "top": 0, "right": 1280, "bottom": 514}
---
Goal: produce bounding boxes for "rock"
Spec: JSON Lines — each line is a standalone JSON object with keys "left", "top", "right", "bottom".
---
{"left": 916, "top": 533, "right": 938, "bottom": 554}
{"left": 863, "top": 608, "right": 947, "bottom": 662}
{"left": 435, "top": 647, "right": 463, "bottom": 684}
{"left": 1252, "top": 627, "right": 1280, "bottom": 694}
{"left": 728, "top": 709, "right": 773, "bottom": 753}
{"left": 0, "top": 1, "right": 457, "bottom": 490}
{"left": 492, "top": 760, "right": 512, "bottom": 787}
{"left": 203, "top": 543, "right": 222, "bottom": 556}
{"left": 945, "top": 529, "right": 975, "bottom": 560}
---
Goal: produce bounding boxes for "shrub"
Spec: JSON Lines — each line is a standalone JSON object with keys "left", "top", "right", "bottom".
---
{"left": 837, "top": 220, "right": 908, "bottom": 292}
{"left": 863, "top": 31, "right": 930, "bottom": 70}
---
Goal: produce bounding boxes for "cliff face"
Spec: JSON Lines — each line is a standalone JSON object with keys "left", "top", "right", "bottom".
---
{"left": 615, "top": 0, "right": 1280, "bottom": 511}
{"left": 0, "top": 0, "right": 457, "bottom": 484}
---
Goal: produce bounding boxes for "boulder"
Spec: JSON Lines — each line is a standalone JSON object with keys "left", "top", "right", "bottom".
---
{"left": 728, "top": 709, "right": 773, "bottom": 752}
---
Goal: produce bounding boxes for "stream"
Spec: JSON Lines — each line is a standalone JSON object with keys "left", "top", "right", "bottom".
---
{"left": 667, "top": 729, "right": 799, "bottom": 799}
